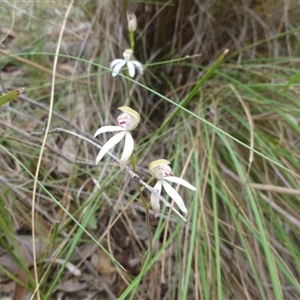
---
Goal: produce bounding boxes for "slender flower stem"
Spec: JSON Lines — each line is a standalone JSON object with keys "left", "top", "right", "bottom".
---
{"left": 130, "top": 155, "right": 153, "bottom": 256}
{"left": 129, "top": 31, "right": 134, "bottom": 50}
{"left": 31, "top": 128, "right": 188, "bottom": 222}
{"left": 126, "top": 69, "right": 132, "bottom": 107}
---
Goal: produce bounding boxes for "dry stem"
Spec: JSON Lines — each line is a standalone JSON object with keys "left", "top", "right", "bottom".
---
{"left": 31, "top": 127, "right": 188, "bottom": 222}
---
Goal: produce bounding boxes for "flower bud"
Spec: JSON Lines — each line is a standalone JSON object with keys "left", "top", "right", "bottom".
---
{"left": 127, "top": 13, "right": 137, "bottom": 32}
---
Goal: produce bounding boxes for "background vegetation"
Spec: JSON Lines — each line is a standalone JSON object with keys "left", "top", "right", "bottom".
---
{"left": 1, "top": 1, "right": 300, "bottom": 299}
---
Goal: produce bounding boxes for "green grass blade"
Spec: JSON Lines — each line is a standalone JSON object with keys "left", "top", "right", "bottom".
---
{"left": 0, "top": 88, "right": 25, "bottom": 107}
{"left": 160, "top": 49, "right": 229, "bottom": 131}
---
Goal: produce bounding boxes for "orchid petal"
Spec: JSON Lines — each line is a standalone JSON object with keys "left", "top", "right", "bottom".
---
{"left": 154, "top": 180, "right": 162, "bottom": 194}
{"left": 162, "top": 180, "right": 188, "bottom": 214}
{"left": 127, "top": 61, "right": 135, "bottom": 77}
{"left": 95, "top": 131, "right": 126, "bottom": 164}
{"left": 151, "top": 181, "right": 162, "bottom": 218}
{"left": 164, "top": 176, "right": 196, "bottom": 190}
{"left": 119, "top": 132, "right": 134, "bottom": 170}
{"left": 94, "top": 126, "right": 124, "bottom": 138}
{"left": 132, "top": 61, "right": 143, "bottom": 75}
{"left": 111, "top": 61, "right": 126, "bottom": 76}
{"left": 110, "top": 59, "right": 125, "bottom": 69}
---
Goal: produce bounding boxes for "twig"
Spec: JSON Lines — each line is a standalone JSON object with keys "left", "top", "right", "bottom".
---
{"left": 0, "top": 49, "right": 92, "bottom": 86}
{"left": 31, "top": 127, "right": 188, "bottom": 222}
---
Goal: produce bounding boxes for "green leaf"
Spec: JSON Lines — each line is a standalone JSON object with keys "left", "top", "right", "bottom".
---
{"left": 160, "top": 49, "right": 229, "bottom": 131}
{"left": 0, "top": 87, "right": 25, "bottom": 107}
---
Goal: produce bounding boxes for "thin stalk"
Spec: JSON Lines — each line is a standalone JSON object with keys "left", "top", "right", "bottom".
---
{"left": 130, "top": 155, "right": 153, "bottom": 256}
{"left": 129, "top": 31, "right": 134, "bottom": 50}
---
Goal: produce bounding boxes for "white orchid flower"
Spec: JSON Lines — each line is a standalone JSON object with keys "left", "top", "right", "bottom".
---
{"left": 93, "top": 106, "right": 140, "bottom": 170}
{"left": 149, "top": 159, "right": 196, "bottom": 217}
{"left": 110, "top": 49, "right": 143, "bottom": 77}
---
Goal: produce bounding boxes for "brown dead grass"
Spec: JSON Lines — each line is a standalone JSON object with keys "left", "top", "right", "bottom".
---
{"left": 1, "top": 0, "right": 300, "bottom": 299}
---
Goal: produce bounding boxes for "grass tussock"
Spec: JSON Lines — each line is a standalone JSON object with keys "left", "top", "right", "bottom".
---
{"left": 1, "top": 1, "right": 300, "bottom": 299}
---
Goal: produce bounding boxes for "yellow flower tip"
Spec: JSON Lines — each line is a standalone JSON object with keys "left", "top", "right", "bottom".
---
{"left": 124, "top": 48, "right": 133, "bottom": 56}
{"left": 122, "top": 49, "right": 134, "bottom": 62}
{"left": 118, "top": 106, "right": 140, "bottom": 128}
{"left": 222, "top": 49, "right": 229, "bottom": 58}
{"left": 149, "top": 159, "right": 171, "bottom": 177}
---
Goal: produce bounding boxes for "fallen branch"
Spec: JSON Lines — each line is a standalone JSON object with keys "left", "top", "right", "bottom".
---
{"left": 31, "top": 128, "right": 188, "bottom": 222}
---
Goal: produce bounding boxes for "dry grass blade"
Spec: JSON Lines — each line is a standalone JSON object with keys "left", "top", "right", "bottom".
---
{"left": 1, "top": 1, "right": 300, "bottom": 299}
